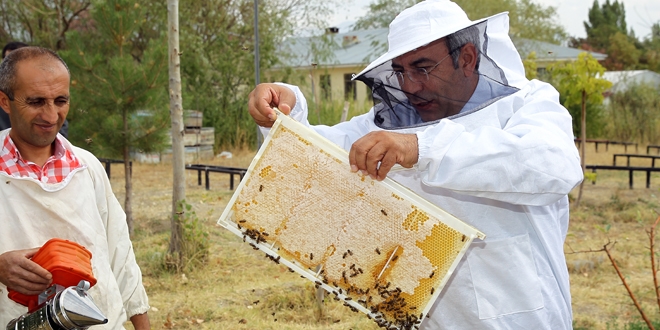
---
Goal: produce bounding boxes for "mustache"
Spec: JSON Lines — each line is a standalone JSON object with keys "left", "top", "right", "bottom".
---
{"left": 32, "top": 119, "right": 60, "bottom": 126}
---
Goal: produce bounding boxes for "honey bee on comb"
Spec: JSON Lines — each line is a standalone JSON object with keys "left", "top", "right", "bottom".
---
{"left": 218, "top": 112, "right": 484, "bottom": 329}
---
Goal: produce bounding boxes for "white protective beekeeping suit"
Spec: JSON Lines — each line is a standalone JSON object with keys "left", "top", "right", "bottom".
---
{"left": 265, "top": 0, "right": 583, "bottom": 328}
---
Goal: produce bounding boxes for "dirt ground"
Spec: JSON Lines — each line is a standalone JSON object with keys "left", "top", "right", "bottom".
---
{"left": 110, "top": 144, "right": 660, "bottom": 329}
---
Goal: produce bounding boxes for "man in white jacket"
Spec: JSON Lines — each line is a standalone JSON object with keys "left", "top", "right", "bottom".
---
{"left": 0, "top": 47, "right": 150, "bottom": 329}
{"left": 248, "top": 0, "right": 583, "bottom": 328}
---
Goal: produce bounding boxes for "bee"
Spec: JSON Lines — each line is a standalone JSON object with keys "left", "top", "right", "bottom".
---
{"left": 348, "top": 249, "right": 353, "bottom": 256}
{"left": 239, "top": 220, "right": 247, "bottom": 223}
{"left": 345, "top": 297, "right": 352, "bottom": 301}
{"left": 392, "top": 255, "right": 398, "bottom": 262}
{"left": 259, "top": 185, "right": 263, "bottom": 192}
{"left": 430, "top": 287, "right": 435, "bottom": 295}
{"left": 429, "top": 271, "right": 435, "bottom": 279}
{"left": 310, "top": 253, "right": 314, "bottom": 260}
{"left": 381, "top": 209, "right": 387, "bottom": 216}
{"left": 375, "top": 248, "right": 381, "bottom": 255}
{"left": 461, "top": 235, "right": 466, "bottom": 242}
{"left": 343, "top": 252, "right": 348, "bottom": 259}
{"left": 237, "top": 223, "right": 242, "bottom": 229}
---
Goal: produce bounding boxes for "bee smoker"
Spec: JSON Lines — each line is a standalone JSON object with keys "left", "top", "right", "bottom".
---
{"left": 6, "top": 238, "right": 108, "bottom": 330}
{"left": 6, "top": 280, "right": 107, "bottom": 330}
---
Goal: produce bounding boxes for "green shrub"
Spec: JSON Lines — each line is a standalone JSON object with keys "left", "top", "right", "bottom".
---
{"left": 604, "top": 83, "right": 660, "bottom": 144}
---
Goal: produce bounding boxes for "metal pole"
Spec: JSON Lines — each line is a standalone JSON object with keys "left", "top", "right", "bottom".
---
{"left": 254, "top": 0, "right": 262, "bottom": 148}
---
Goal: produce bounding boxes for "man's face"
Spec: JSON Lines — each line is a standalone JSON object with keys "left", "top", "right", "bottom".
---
{"left": 0, "top": 57, "right": 70, "bottom": 149}
{"left": 391, "top": 39, "right": 477, "bottom": 121}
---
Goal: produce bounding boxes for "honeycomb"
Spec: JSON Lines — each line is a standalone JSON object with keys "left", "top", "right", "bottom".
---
{"left": 218, "top": 113, "right": 484, "bottom": 330}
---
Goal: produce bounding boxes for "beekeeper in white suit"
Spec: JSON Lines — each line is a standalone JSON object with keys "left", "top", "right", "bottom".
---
{"left": 248, "top": 0, "right": 583, "bottom": 328}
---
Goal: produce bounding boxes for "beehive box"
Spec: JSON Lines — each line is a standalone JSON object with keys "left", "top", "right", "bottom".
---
{"left": 181, "top": 127, "right": 215, "bottom": 146}
{"left": 218, "top": 111, "right": 484, "bottom": 329}
{"left": 184, "top": 110, "right": 203, "bottom": 128}
{"left": 199, "top": 127, "right": 215, "bottom": 146}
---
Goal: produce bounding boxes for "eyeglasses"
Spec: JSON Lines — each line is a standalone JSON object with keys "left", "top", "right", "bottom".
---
{"left": 387, "top": 51, "right": 454, "bottom": 86}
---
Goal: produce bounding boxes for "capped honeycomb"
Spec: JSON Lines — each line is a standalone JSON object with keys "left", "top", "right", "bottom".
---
{"left": 218, "top": 112, "right": 484, "bottom": 330}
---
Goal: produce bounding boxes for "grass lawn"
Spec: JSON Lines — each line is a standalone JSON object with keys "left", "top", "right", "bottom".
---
{"left": 111, "top": 144, "right": 660, "bottom": 329}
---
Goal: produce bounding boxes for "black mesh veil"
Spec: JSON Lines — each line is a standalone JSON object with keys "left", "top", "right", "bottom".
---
{"left": 353, "top": 21, "right": 519, "bottom": 129}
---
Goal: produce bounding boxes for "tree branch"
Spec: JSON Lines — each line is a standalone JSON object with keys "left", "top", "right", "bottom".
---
{"left": 647, "top": 215, "right": 660, "bottom": 313}
{"left": 603, "top": 241, "right": 655, "bottom": 330}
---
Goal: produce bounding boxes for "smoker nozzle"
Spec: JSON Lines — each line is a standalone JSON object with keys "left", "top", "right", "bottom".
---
{"left": 7, "top": 280, "right": 108, "bottom": 330}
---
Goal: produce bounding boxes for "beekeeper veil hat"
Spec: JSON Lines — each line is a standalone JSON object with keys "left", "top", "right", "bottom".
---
{"left": 353, "top": 0, "right": 527, "bottom": 129}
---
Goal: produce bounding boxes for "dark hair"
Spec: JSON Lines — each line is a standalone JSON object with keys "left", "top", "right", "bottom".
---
{"left": 0, "top": 46, "right": 70, "bottom": 101}
{"left": 445, "top": 25, "right": 481, "bottom": 70}
{"left": 1, "top": 41, "right": 29, "bottom": 59}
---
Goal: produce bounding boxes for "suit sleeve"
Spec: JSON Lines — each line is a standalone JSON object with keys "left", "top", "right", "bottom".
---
{"left": 87, "top": 154, "right": 150, "bottom": 317}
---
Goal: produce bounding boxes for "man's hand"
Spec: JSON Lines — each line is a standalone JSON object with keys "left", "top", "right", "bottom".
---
{"left": 247, "top": 83, "right": 297, "bottom": 128}
{"left": 0, "top": 248, "right": 52, "bottom": 295}
{"left": 349, "top": 131, "right": 419, "bottom": 181}
{"left": 130, "top": 312, "right": 150, "bottom": 330}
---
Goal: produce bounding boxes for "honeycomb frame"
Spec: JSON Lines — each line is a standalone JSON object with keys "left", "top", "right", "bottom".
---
{"left": 218, "top": 111, "right": 485, "bottom": 329}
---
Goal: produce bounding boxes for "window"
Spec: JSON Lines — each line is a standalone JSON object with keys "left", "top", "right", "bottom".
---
{"left": 320, "top": 75, "right": 331, "bottom": 101}
{"left": 344, "top": 73, "right": 356, "bottom": 101}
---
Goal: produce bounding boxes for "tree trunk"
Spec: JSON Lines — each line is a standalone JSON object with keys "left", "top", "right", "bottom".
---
{"left": 575, "top": 89, "right": 587, "bottom": 207}
{"left": 123, "top": 141, "right": 133, "bottom": 236}
{"left": 167, "top": 0, "right": 185, "bottom": 266}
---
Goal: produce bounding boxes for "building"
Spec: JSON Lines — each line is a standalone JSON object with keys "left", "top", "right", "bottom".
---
{"left": 512, "top": 38, "right": 607, "bottom": 77}
{"left": 270, "top": 28, "right": 607, "bottom": 104}
{"left": 601, "top": 70, "right": 660, "bottom": 94}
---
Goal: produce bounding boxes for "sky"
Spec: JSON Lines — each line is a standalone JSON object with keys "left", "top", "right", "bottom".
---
{"left": 329, "top": 0, "right": 660, "bottom": 40}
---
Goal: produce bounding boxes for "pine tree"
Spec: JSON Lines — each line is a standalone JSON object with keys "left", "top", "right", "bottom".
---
{"left": 584, "top": 0, "right": 629, "bottom": 52}
{"left": 60, "top": 0, "right": 168, "bottom": 235}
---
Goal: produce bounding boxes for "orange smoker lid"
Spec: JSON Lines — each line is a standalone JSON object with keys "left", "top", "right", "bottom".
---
{"left": 8, "top": 238, "right": 96, "bottom": 310}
